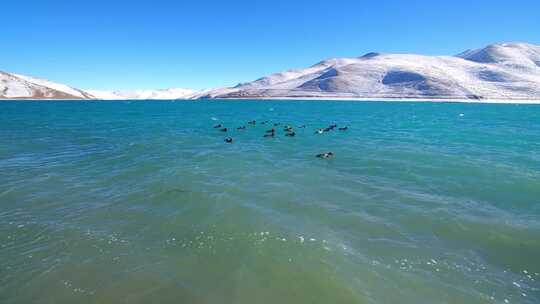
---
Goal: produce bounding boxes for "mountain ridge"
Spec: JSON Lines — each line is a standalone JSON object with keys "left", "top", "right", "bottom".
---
{"left": 2, "top": 42, "right": 540, "bottom": 101}
{"left": 0, "top": 71, "right": 93, "bottom": 99}
{"left": 193, "top": 42, "right": 540, "bottom": 100}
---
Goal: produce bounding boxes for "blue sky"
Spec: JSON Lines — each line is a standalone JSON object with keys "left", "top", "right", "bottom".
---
{"left": 1, "top": 0, "right": 539, "bottom": 90}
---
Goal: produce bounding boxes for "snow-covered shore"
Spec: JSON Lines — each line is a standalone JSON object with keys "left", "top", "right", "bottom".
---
{"left": 3, "top": 97, "right": 540, "bottom": 104}
{"left": 195, "top": 96, "right": 540, "bottom": 104}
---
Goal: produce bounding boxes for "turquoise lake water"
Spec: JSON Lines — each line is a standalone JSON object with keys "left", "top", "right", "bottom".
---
{"left": 0, "top": 100, "right": 539, "bottom": 303}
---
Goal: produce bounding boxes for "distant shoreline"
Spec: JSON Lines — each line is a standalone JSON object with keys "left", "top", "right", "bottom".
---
{"left": 2, "top": 97, "right": 540, "bottom": 104}
{"left": 201, "top": 97, "right": 540, "bottom": 104}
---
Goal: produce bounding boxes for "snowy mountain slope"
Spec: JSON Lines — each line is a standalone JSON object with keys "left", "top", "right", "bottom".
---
{"left": 194, "top": 43, "right": 540, "bottom": 100}
{"left": 1, "top": 70, "right": 197, "bottom": 100}
{"left": 3, "top": 42, "right": 540, "bottom": 101}
{"left": 1, "top": 71, "right": 93, "bottom": 99}
{"left": 85, "top": 88, "right": 197, "bottom": 100}
{"left": 457, "top": 43, "right": 540, "bottom": 67}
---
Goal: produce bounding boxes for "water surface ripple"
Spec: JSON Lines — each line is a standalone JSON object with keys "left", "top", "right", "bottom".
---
{"left": 0, "top": 100, "right": 539, "bottom": 303}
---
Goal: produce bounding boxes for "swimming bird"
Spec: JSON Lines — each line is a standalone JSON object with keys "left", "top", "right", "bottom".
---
{"left": 316, "top": 152, "right": 334, "bottom": 159}
{"left": 285, "top": 132, "right": 296, "bottom": 137}
{"left": 213, "top": 124, "right": 222, "bottom": 128}
{"left": 248, "top": 120, "right": 256, "bottom": 125}
{"left": 284, "top": 126, "right": 293, "bottom": 132}
{"left": 315, "top": 129, "right": 324, "bottom": 134}
{"left": 274, "top": 123, "right": 281, "bottom": 126}
{"left": 237, "top": 126, "right": 246, "bottom": 130}
{"left": 324, "top": 127, "right": 333, "bottom": 132}
{"left": 298, "top": 125, "right": 306, "bottom": 128}
{"left": 264, "top": 133, "right": 275, "bottom": 138}
{"left": 224, "top": 137, "right": 233, "bottom": 143}
{"left": 339, "top": 127, "right": 348, "bottom": 131}
{"left": 265, "top": 129, "right": 275, "bottom": 133}
{"left": 220, "top": 128, "right": 228, "bottom": 132}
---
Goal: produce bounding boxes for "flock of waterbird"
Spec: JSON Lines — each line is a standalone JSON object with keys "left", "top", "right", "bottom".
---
{"left": 213, "top": 120, "right": 349, "bottom": 158}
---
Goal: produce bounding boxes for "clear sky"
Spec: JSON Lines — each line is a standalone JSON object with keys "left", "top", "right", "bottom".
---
{"left": 1, "top": 0, "right": 539, "bottom": 90}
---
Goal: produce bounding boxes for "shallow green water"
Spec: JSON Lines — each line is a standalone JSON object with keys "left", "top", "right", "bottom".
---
{"left": 0, "top": 100, "right": 539, "bottom": 304}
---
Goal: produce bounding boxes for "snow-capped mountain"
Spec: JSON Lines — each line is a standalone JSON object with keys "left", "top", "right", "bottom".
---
{"left": 2, "top": 42, "right": 540, "bottom": 101}
{"left": 0, "top": 70, "right": 198, "bottom": 100}
{"left": 85, "top": 88, "right": 197, "bottom": 100}
{"left": 1, "top": 71, "right": 93, "bottom": 99}
{"left": 194, "top": 43, "right": 540, "bottom": 100}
